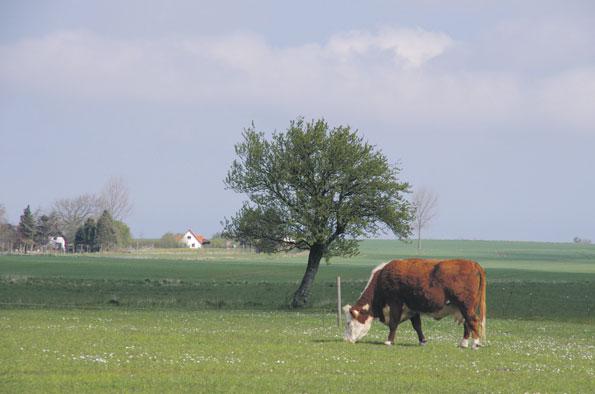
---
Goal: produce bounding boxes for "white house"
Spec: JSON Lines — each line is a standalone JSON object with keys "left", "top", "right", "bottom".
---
{"left": 181, "top": 229, "right": 209, "bottom": 249}
{"left": 48, "top": 236, "right": 66, "bottom": 251}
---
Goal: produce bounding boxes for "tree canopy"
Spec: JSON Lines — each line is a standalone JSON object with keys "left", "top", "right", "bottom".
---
{"left": 224, "top": 118, "right": 412, "bottom": 307}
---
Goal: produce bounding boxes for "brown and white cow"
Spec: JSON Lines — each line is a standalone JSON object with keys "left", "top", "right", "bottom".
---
{"left": 344, "top": 259, "right": 487, "bottom": 349}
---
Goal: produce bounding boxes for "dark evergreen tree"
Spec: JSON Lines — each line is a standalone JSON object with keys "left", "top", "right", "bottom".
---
{"left": 84, "top": 218, "right": 97, "bottom": 251}
{"left": 224, "top": 118, "right": 412, "bottom": 307}
{"left": 76, "top": 218, "right": 97, "bottom": 252}
{"left": 74, "top": 226, "right": 86, "bottom": 251}
{"left": 96, "top": 210, "right": 117, "bottom": 251}
{"left": 18, "top": 205, "right": 36, "bottom": 252}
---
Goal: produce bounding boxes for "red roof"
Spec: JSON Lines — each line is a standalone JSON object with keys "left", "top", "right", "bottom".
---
{"left": 188, "top": 229, "right": 209, "bottom": 244}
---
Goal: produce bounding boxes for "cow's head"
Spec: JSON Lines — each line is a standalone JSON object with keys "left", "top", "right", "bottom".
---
{"left": 343, "top": 304, "right": 373, "bottom": 343}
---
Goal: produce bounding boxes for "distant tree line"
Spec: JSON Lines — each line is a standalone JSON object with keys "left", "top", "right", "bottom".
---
{"left": 0, "top": 177, "right": 133, "bottom": 253}
{"left": 573, "top": 237, "right": 592, "bottom": 245}
{"left": 155, "top": 233, "right": 186, "bottom": 249}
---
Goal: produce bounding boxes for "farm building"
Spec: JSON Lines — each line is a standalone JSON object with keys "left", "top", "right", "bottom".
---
{"left": 181, "top": 229, "right": 210, "bottom": 249}
{"left": 48, "top": 236, "right": 66, "bottom": 251}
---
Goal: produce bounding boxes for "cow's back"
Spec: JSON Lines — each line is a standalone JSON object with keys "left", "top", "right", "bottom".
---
{"left": 373, "top": 259, "right": 482, "bottom": 314}
{"left": 430, "top": 259, "right": 484, "bottom": 297}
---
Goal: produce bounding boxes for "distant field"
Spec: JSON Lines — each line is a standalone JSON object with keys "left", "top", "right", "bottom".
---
{"left": 0, "top": 240, "right": 593, "bottom": 321}
{"left": 1, "top": 240, "right": 594, "bottom": 392}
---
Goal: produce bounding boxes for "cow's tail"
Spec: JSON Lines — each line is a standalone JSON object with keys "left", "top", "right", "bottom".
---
{"left": 478, "top": 264, "right": 487, "bottom": 344}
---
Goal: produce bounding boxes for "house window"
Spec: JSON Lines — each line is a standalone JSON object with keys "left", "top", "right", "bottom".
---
{"left": 187, "top": 235, "right": 191, "bottom": 240}
{"left": 192, "top": 243, "right": 195, "bottom": 247}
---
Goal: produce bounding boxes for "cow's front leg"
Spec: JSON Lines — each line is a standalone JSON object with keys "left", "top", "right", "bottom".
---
{"left": 459, "top": 322, "right": 470, "bottom": 348}
{"left": 410, "top": 313, "right": 427, "bottom": 345}
{"left": 385, "top": 302, "right": 403, "bottom": 346}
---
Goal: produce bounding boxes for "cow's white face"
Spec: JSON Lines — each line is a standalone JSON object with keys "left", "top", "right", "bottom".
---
{"left": 343, "top": 304, "right": 373, "bottom": 343}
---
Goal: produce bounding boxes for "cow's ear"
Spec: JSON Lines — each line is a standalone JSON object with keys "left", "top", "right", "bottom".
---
{"left": 343, "top": 304, "right": 352, "bottom": 317}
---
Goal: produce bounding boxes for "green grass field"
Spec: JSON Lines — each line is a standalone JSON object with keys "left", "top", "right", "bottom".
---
{"left": 1, "top": 240, "right": 594, "bottom": 392}
{"left": 2, "top": 310, "right": 593, "bottom": 393}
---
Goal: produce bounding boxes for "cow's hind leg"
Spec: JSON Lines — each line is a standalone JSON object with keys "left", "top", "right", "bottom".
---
{"left": 410, "top": 313, "right": 426, "bottom": 345}
{"left": 459, "top": 305, "right": 481, "bottom": 350}
{"left": 385, "top": 302, "right": 403, "bottom": 346}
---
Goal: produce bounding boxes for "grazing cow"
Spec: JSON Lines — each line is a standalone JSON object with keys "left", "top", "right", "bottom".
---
{"left": 343, "top": 259, "right": 486, "bottom": 349}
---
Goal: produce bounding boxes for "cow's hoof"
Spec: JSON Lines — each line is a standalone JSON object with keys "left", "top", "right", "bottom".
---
{"left": 458, "top": 339, "right": 469, "bottom": 348}
{"left": 472, "top": 339, "right": 481, "bottom": 350}
{"left": 419, "top": 340, "right": 427, "bottom": 346}
{"left": 384, "top": 341, "right": 393, "bottom": 346}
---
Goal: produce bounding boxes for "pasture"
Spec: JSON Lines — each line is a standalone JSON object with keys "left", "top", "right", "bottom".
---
{"left": 1, "top": 240, "right": 594, "bottom": 392}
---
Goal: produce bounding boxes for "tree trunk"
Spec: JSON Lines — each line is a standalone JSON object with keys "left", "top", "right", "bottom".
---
{"left": 417, "top": 227, "right": 421, "bottom": 251}
{"left": 291, "top": 243, "right": 324, "bottom": 308}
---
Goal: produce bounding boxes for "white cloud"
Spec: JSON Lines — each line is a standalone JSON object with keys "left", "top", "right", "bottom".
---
{"left": 0, "top": 26, "right": 593, "bottom": 135}
{"left": 0, "top": 27, "right": 453, "bottom": 99}
{"left": 326, "top": 27, "right": 454, "bottom": 68}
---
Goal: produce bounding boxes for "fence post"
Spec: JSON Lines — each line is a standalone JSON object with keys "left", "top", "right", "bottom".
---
{"left": 336, "top": 275, "right": 342, "bottom": 327}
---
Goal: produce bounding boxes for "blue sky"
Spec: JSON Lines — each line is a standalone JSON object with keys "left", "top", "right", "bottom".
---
{"left": 1, "top": 1, "right": 594, "bottom": 241}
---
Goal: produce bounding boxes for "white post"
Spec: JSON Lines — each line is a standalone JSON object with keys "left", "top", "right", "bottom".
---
{"left": 336, "top": 275, "right": 342, "bottom": 327}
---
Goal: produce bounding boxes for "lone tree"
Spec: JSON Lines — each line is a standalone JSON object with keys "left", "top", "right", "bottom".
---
{"left": 99, "top": 177, "right": 133, "bottom": 221}
{"left": 224, "top": 118, "right": 412, "bottom": 308}
{"left": 411, "top": 187, "right": 438, "bottom": 251}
